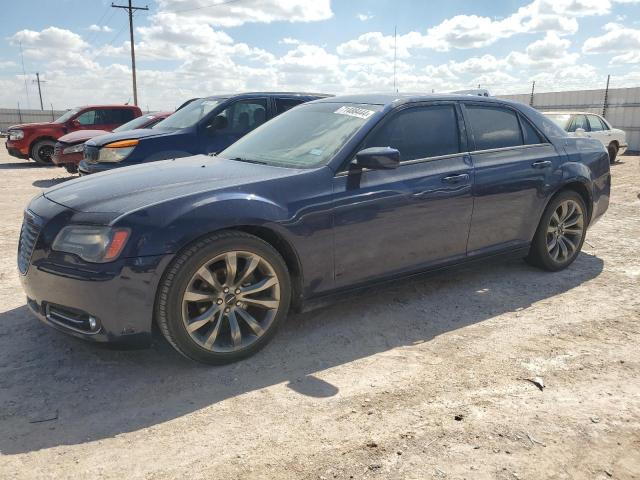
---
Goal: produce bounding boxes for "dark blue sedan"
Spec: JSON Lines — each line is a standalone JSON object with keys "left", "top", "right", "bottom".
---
{"left": 78, "top": 92, "right": 328, "bottom": 175}
{"left": 19, "top": 94, "right": 610, "bottom": 363}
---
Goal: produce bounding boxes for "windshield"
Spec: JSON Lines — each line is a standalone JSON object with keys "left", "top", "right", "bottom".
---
{"left": 153, "top": 98, "right": 223, "bottom": 130}
{"left": 54, "top": 108, "right": 80, "bottom": 124}
{"left": 544, "top": 113, "right": 571, "bottom": 131}
{"left": 113, "top": 114, "right": 161, "bottom": 132}
{"left": 220, "top": 103, "right": 382, "bottom": 168}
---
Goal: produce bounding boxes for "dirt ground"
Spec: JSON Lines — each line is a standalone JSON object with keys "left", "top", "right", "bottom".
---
{"left": 0, "top": 149, "right": 638, "bottom": 480}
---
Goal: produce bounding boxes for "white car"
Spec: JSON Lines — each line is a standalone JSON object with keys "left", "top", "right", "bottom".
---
{"left": 544, "top": 111, "right": 627, "bottom": 163}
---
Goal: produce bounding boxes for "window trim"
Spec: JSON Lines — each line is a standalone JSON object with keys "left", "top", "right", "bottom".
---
{"left": 336, "top": 101, "right": 467, "bottom": 175}
{"left": 460, "top": 101, "right": 551, "bottom": 153}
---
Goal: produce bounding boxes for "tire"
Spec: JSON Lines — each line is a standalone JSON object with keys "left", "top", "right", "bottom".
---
{"left": 156, "top": 231, "right": 291, "bottom": 364}
{"left": 526, "top": 191, "right": 588, "bottom": 271}
{"left": 30, "top": 139, "right": 56, "bottom": 165}
{"left": 608, "top": 143, "right": 618, "bottom": 164}
{"left": 64, "top": 164, "right": 78, "bottom": 174}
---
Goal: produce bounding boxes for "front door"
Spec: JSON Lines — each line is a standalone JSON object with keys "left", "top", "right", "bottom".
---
{"left": 332, "top": 103, "right": 474, "bottom": 287}
{"left": 201, "top": 98, "right": 269, "bottom": 154}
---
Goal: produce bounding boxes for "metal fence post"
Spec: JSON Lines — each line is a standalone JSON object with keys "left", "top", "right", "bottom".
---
{"left": 602, "top": 74, "right": 610, "bottom": 118}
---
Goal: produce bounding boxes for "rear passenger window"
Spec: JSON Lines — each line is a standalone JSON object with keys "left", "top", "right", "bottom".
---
{"left": 363, "top": 105, "right": 460, "bottom": 162}
{"left": 275, "top": 98, "right": 305, "bottom": 115}
{"left": 587, "top": 115, "right": 605, "bottom": 131}
{"left": 466, "top": 105, "right": 522, "bottom": 150}
{"left": 520, "top": 115, "right": 545, "bottom": 145}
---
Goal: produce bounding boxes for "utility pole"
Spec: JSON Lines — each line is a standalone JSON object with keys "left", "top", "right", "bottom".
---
{"left": 34, "top": 73, "right": 44, "bottom": 110}
{"left": 112, "top": 1, "right": 148, "bottom": 106}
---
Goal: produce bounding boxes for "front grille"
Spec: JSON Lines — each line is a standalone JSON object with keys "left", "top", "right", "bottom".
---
{"left": 84, "top": 145, "right": 99, "bottom": 163}
{"left": 45, "top": 304, "right": 100, "bottom": 334}
{"left": 17, "top": 211, "right": 41, "bottom": 274}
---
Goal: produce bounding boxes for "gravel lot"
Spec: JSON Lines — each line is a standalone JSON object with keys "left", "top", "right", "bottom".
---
{"left": 0, "top": 150, "right": 638, "bottom": 480}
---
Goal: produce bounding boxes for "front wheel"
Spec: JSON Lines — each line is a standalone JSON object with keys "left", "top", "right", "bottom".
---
{"left": 155, "top": 231, "right": 291, "bottom": 364}
{"left": 526, "top": 191, "right": 587, "bottom": 271}
{"left": 30, "top": 139, "right": 56, "bottom": 165}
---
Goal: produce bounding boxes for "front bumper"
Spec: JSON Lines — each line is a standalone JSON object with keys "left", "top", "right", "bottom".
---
{"left": 52, "top": 142, "right": 83, "bottom": 166}
{"left": 18, "top": 197, "right": 174, "bottom": 346}
{"left": 21, "top": 253, "right": 173, "bottom": 345}
{"left": 78, "top": 159, "right": 124, "bottom": 175}
{"left": 618, "top": 143, "right": 628, "bottom": 156}
{"left": 6, "top": 141, "right": 29, "bottom": 159}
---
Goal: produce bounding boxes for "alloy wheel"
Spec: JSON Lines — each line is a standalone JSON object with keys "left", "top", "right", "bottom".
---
{"left": 181, "top": 251, "right": 280, "bottom": 352}
{"left": 546, "top": 199, "right": 584, "bottom": 263}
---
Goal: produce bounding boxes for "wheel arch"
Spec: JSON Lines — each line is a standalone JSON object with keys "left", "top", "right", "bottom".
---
{"left": 154, "top": 224, "right": 305, "bottom": 317}
{"left": 551, "top": 180, "right": 593, "bottom": 225}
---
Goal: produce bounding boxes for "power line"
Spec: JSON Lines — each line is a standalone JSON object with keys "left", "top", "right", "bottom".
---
{"left": 112, "top": 1, "right": 149, "bottom": 106}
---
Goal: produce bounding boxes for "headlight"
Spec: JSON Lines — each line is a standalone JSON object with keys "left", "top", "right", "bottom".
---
{"left": 62, "top": 143, "right": 85, "bottom": 154}
{"left": 52, "top": 226, "right": 130, "bottom": 263}
{"left": 9, "top": 129, "right": 24, "bottom": 140}
{"left": 97, "top": 139, "right": 139, "bottom": 163}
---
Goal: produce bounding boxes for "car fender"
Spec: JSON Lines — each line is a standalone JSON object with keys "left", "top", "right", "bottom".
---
{"left": 118, "top": 192, "right": 292, "bottom": 259}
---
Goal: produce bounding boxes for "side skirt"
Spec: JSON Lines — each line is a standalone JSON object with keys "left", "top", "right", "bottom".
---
{"left": 296, "top": 245, "right": 530, "bottom": 314}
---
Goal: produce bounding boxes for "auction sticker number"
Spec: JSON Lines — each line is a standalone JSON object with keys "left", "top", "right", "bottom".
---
{"left": 334, "top": 106, "right": 375, "bottom": 119}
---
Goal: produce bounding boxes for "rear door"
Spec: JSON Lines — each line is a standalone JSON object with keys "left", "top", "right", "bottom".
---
{"left": 463, "top": 102, "right": 558, "bottom": 255}
{"left": 586, "top": 114, "right": 611, "bottom": 146}
{"left": 332, "top": 102, "right": 474, "bottom": 287}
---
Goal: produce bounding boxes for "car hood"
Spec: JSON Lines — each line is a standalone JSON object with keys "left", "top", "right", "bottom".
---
{"left": 58, "top": 129, "right": 110, "bottom": 144}
{"left": 86, "top": 127, "right": 177, "bottom": 147}
{"left": 8, "top": 122, "right": 55, "bottom": 130}
{"left": 43, "top": 155, "right": 299, "bottom": 214}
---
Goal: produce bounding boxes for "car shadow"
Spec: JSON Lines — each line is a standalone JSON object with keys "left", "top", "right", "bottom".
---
{"left": 32, "top": 177, "right": 75, "bottom": 188}
{"left": 0, "top": 162, "right": 50, "bottom": 169}
{"left": 0, "top": 252, "right": 604, "bottom": 454}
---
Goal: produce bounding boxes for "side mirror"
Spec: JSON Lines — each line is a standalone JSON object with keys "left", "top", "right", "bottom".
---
{"left": 575, "top": 127, "right": 586, "bottom": 136}
{"left": 354, "top": 147, "right": 400, "bottom": 170}
{"left": 70, "top": 119, "right": 81, "bottom": 128}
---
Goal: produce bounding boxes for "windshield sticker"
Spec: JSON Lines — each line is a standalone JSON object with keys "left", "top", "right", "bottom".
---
{"left": 309, "top": 148, "right": 323, "bottom": 156}
{"left": 334, "top": 106, "right": 375, "bottom": 119}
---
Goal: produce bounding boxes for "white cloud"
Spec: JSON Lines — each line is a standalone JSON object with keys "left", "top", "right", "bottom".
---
{"left": 155, "top": 0, "right": 333, "bottom": 27}
{"left": 88, "top": 24, "right": 114, "bottom": 32}
{"left": 357, "top": 13, "right": 373, "bottom": 21}
{"left": 582, "top": 23, "right": 640, "bottom": 55}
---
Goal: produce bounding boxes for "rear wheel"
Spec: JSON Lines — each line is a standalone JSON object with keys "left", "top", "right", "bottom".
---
{"left": 526, "top": 191, "right": 587, "bottom": 271}
{"left": 30, "top": 139, "right": 56, "bottom": 165}
{"left": 64, "top": 163, "right": 78, "bottom": 174}
{"left": 608, "top": 143, "right": 618, "bottom": 164}
{"left": 156, "top": 231, "right": 291, "bottom": 364}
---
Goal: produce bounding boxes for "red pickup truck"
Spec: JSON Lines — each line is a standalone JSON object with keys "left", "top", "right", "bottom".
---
{"left": 5, "top": 105, "right": 142, "bottom": 164}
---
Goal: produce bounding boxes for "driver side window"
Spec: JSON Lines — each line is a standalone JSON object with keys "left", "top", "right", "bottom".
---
{"left": 361, "top": 105, "right": 461, "bottom": 162}
{"left": 75, "top": 109, "right": 98, "bottom": 126}
{"left": 210, "top": 99, "right": 268, "bottom": 135}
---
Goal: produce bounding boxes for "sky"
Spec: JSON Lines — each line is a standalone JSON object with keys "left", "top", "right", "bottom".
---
{"left": 1, "top": 0, "right": 639, "bottom": 111}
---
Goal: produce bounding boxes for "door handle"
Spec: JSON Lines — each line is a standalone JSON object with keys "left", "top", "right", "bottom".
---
{"left": 531, "top": 160, "right": 552, "bottom": 168}
{"left": 442, "top": 173, "right": 470, "bottom": 184}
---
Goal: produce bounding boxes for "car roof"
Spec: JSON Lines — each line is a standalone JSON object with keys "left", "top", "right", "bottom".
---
{"left": 311, "top": 93, "right": 520, "bottom": 107}
{"left": 544, "top": 111, "right": 602, "bottom": 116}
{"left": 202, "top": 92, "right": 332, "bottom": 101}
{"left": 74, "top": 104, "right": 141, "bottom": 109}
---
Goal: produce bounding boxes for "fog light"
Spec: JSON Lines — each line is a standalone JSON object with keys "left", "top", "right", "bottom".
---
{"left": 88, "top": 316, "right": 98, "bottom": 331}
